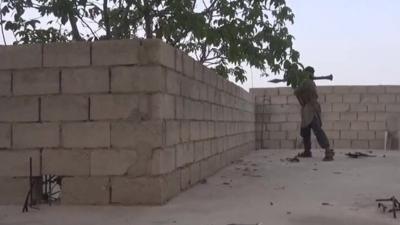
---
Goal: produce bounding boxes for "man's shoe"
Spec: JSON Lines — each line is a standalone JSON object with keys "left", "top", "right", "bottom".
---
{"left": 322, "top": 149, "right": 335, "bottom": 161}
{"left": 297, "top": 151, "right": 312, "bottom": 158}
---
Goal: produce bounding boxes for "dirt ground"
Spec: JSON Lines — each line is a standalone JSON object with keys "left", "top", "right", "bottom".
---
{"left": 1, "top": 149, "right": 400, "bottom": 225}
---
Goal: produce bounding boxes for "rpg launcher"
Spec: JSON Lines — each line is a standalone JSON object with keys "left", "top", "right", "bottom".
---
{"left": 268, "top": 74, "right": 333, "bottom": 83}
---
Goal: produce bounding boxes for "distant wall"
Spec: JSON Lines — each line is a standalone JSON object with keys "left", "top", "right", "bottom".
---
{"left": 0, "top": 39, "right": 255, "bottom": 205}
{"left": 251, "top": 86, "right": 400, "bottom": 150}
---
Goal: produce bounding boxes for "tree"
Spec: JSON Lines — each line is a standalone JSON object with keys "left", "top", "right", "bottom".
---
{"left": 0, "top": 0, "right": 304, "bottom": 86}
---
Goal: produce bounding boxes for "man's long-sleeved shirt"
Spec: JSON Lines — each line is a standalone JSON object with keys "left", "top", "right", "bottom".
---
{"left": 294, "top": 79, "right": 321, "bottom": 128}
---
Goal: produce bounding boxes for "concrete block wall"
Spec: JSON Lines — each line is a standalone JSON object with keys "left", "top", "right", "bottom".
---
{"left": 0, "top": 39, "right": 255, "bottom": 205}
{"left": 251, "top": 86, "right": 400, "bottom": 150}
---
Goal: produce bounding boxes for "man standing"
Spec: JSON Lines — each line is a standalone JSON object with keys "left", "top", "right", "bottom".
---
{"left": 294, "top": 67, "right": 334, "bottom": 161}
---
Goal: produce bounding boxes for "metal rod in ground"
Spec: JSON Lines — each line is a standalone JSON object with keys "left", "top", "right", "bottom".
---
{"left": 22, "top": 157, "right": 32, "bottom": 213}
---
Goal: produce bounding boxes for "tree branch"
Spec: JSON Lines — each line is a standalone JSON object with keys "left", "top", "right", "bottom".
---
{"left": 0, "top": 0, "right": 7, "bottom": 45}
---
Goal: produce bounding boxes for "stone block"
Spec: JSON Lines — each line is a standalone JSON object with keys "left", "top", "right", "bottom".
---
{"left": 358, "top": 131, "right": 375, "bottom": 140}
{"left": 42, "top": 96, "right": 88, "bottom": 121}
{"left": 386, "top": 86, "right": 400, "bottom": 94}
{"left": 62, "top": 67, "right": 109, "bottom": 94}
{"left": 318, "top": 86, "right": 333, "bottom": 94}
{"left": 0, "top": 44, "right": 42, "bottom": 70}
{"left": 13, "top": 123, "right": 59, "bottom": 148}
{"left": 190, "top": 121, "right": 201, "bottom": 141}
{"left": 182, "top": 53, "right": 194, "bottom": 77}
{"left": 287, "top": 96, "right": 298, "bottom": 104}
{"left": 287, "top": 113, "right": 301, "bottom": 122}
{"left": 90, "top": 94, "right": 147, "bottom": 121}
{"left": 321, "top": 104, "right": 332, "bottom": 112}
{"left": 270, "top": 96, "right": 287, "bottom": 104}
{"left": 323, "top": 112, "right": 340, "bottom": 121}
{"left": 361, "top": 95, "right": 378, "bottom": 104}
{"left": 351, "top": 140, "right": 369, "bottom": 149}
{"left": 176, "top": 143, "right": 194, "bottom": 168}
{"left": 280, "top": 140, "right": 295, "bottom": 149}
{"left": 150, "top": 94, "right": 175, "bottom": 119}
{"left": 175, "top": 96, "right": 184, "bottom": 119}
{"left": 194, "top": 61, "right": 204, "bottom": 81}
{"left": 151, "top": 147, "right": 176, "bottom": 175}
{"left": 166, "top": 120, "right": 180, "bottom": 146}
{"left": 62, "top": 177, "right": 109, "bottom": 205}
{"left": 139, "top": 39, "right": 175, "bottom": 69}
{"left": 367, "top": 86, "right": 385, "bottom": 94}
{"left": 369, "top": 140, "right": 384, "bottom": 149}
{"left": 270, "top": 114, "right": 286, "bottom": 122}
{"left": 340, "top": 130, "right": 357, "bottom": 139}
{"left": 190, "top": 162, "right": 201, "bottom": 185}
{"left": 92, "top": 39, "right": 140, "bottom": 66}
{"left": 340, "top": 112, "right": 357, "bottom": 121}
{"left": 367, "top": 104, "right": 385, "bottom": 112}
{"left": 350, "top": 121, "right": 368, "bottom": 131}
{"left": 269, "top": 131, "right": 286, "bottom": 140}
{"left": 325, "top": 94, "right": 343, "bottom": 103}
{"left": 111, "top": 177, "right": 164, "bottom": 205}
{"left": 379, "top": 95, "right": 396, "bottom": 103}
{"left": 62, "top": 122, "right": 110, "bottom": 148}
{"left": 0, "top": 123, "right": 10, "bottom": 148}
{"left": 175, "top": 49, "right": 183, "bottom": 73}
{"left": 0, "top": 150, "right": 40, "bottom": 176}
{"left": 0, "top": 97, "right": 38, "bottom": 122}
{"left": 326, "top": 130, "right": 340, "bottom": 139}
{"left": 194, "top": 141, "right": 204, "bottom": 161}
{"left": 281, "top": 122, "right": 297, "bottom": 131}
{"left": 0, "top": 70, "right": 11, "bottom": 96}
{"left": 91, "top": 150, "right": 137, "bottom": 176}
{"left": 333, "top": 86, "right": 353, "bottom": 94}
{"left": 343, "top": 94, "right": 360, "bottom": 103}
{"left": 333, "top": 140, "right": 351, "bottom": 149}
{"left": 278, "top": 87, "right": 293, "bottom": 96}
{"left": 44, "top": 42, "right": 90, "bottom": 67}
{"left": 180, "top": 121, "right": 190, "bottom": 142}
{"left": 166, "top": 69, "right": 181, "bottom": 95}
{"left": 111, "top": 121, "right": 163, "bottom": 149}
{"left": 369, "top": 122, "right": 386, "bottom": 131}
{"left": 357, "top": 112, "right": 375, "bottom": 121}
{"left": 111, "top": 66, "right": 165, "bottom": 93}
{"left": 386, "top": 104, "right": 400, "bottom": 112}
{"left": 332, "top": 103, "right": 349, "bottom": 112}
{"left": 181, "top": 77, "right": 199, "bottom": 99}
{"left": 13, "top": 69, "right": 59, "bottom": 95}
{"left": 0, "top": 178, "right": 31, "bottom": 204}
{"left": 180, "top": 166, "right": 191, "bottom": 190}
{"left": 42, "top": 149, "right": 90, "bottom": 176}
{"left": 333, "top": 121, "right": 350, "bottom": 130}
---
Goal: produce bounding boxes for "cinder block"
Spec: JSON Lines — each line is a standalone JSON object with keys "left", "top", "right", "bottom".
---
{"left": 322, "top": 112, "right": 340, "bottom": 121}
{"left": 357, "top": 112, "right": 375, "bottom": 121}
{"left": 333, "top": 140, "right": 351, "bottom": 149}
{"left": 62, "top": 177, "right": 109, "bottom": 205}
{"left": 0, "top": 97, "right": 38, "bottom": 122}
{"left": 166, "top": 120, "right": 180, "bottom": 146}
{"left": 42, "top": 149, "right": 90, "bottom": 176}
{"left": 325, "top": 94, "right": 343, "bottom": 103}
{"left": 367, "top": 86, "right": 385, "bottom": 94}
{"left": 92, "top": 39, "right": 140, "bottom": 66}
{"left": 151, "top": 147, "right": 176, "bottom": 175}
{"left": 194, "top": 141, "right": 204, "bottom": 161}
{"left": 270, "top": 96, "right": 287, "bottom": 104}
{"left": 180, "top": 166, "right": 191, "bottom": 190}
{"left": 111, "top": 121, "right": 163, "bottom": 149}
{"left": 190, "top": 121, "right": 201, "bottom": 141}
{"left": 62, "top": 67, "right": 109, "bottom": 94}
{"left": 349, "top": 86, "right": 367, "bottom": 93}
{"left": 13, "top": 69, "right": 59, "bottom": 95}
{"left": 281, "top": 122, "right": 297, "bottom": 131}
{"left": 358, "top": 131, "right": 375, "bottom": 140}
{"left": 0, "top": 123, "right": 11, "bottom": 148}
{"left": 0, "top": 71, "right": 12, "bottom": 96}
{"left": 333, "top": 121, "right": 350, "bottom": 130}
{"left": 351, "top": 140, "right": 369, "bottom": 149}
{"left": 351, "top": 104, "right": 367, "bottom": 112}
{"left": 181, "top": 77, "right": 199, "bottom": 99}
{"left": 369, "top": 122, "right": 386, "bottom": 131}
{"left": 190, "top": 162, "right": 201, "bottom": 185}
{"left": 361, "top": 95, "right": 378, "bottom": 104}
{"left": 343, "top": 94, "right": 360, "bottom": 103}
{"left": 62, "top": 122, "right": 110, "bottom": 148}
{"left": 175, "top": 96, "right": 184, "bottom": 119}
{"left": 278, "top": 87, "right": 293, "bottom": 96}
{"left": 375, "top": 113, "right": 390, "bottom": 121}
{"left": 42, "top": 96, "right": 88, "bottom": 121}
{"left": 386, "top": 86, "right": 400, "bottom": 94}
{"left": 326, "top": 130, "right": 340, "bottom": 139}
{"left": 269, "top": 131, "right": 286, "bottom": 140}
{"left": 111, "top": 177, "right": 164, "bottom": 205}
{"left": 139, "top": 39, "right": 175, "bottom": 69}
{"left": 180, "top": 121, "right": 190, "bottom": 142}
{"left": 182, "top": 53, "right": 194, "bottom": 77}
{"left": 175, "top": 49, "right": 183, "bottom": 73}
{"left": 386, "top": 104, "right": 400, "bottom": 112}
{"left": 340, "top": 130, "right": 357, "bottom": 139}
{"left": 350, "top": 121, "right": 368, "bottom": 131}
{"left": 166, "top": 69, "right": 181, "bottom": 95}
{"left": 44, "top": 42, "right": 90, "bottom": 67}
{"left": 287, "top": 113, "right": 301, "bottom": 122}
{"left": 340, "top": 112, "right": 357, "bottom": 121}
{"left": 0, "top": 44, "right": 42, "bottom": 70}
{"left": 90, "top": 94, "right": 147, "bottom": 121}
{"left": 332, "top": 103, "right": 350, "bottom": 112}
{"left": 367, "top": 104, "right": 385, "bottom": 112}
{"left": 369, "top": 140, "right": 384, "bottom": 149}
{"left": 176, "top": 143, "right": 194, "bottom": 168}
{"left": 287, "top": 96, "right": 298, "bottom": 104}
{"left": 270, "top": 114, "right": 286, "bottom": 122}
{"left": 378, "top": 95, "right": 396, "bottom": 103}
{"left": 91, "top": 150, "right": 137, "bottom": 176}
{"left": 111, "top": 66, "right": 165, "bottom": 93}
{"left": 13, "top": 123, "right": 59, "bottom": 148}
{"left": 318, "top": 86, "right": 333, "bottom": 94}
{"left": 281, "top": 140, "right": 295, "bottom": 149}
{"left": 332, "top": 86, "right": 353, "bottom": 94}
{"left": 150, "top": 94, "right": 175, "bottom": 119}
{"left": 0, "top": 178, "right": 30, "bottom": 204}
{"left": 320, "top": 104, "right": 332, "bottom": 112}
{"left": 0, "top": 150, "right": 40, "bottom": 176}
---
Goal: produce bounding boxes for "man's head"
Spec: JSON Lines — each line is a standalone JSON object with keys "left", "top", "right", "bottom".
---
{"left": 304, "top": 66, "right": 315, "bottom": 79}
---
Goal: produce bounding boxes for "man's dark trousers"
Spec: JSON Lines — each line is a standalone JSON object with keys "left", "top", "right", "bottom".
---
{"left": 300, "top": 115, "right": 330, "bottom": 150}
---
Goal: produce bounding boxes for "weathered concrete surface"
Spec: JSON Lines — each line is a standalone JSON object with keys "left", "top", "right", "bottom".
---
{"left": 1, "top": 149, "right": 400, "bottom": 225}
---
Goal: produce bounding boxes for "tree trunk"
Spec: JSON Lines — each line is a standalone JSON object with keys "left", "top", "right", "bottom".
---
{"left": 143, "top": 0, "right": 153, "bottom": 39}
{"left": 68, "top": 11, "right": 82, "bottom": 41}
{"left": 103, "top": 0, "right": 111, "bottom": 39}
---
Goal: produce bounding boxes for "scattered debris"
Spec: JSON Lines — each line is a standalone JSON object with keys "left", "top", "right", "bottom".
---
{"left": 312, "top": 168, "right": 318, "bottom": 171}
{"left": 333, "top": 171, "right": 342, "bottom": 175}
{"left": 270, "top": 202, "right": 274, "bottom": 206}
{"left": 227, "top": 223, "right": 262, "bottom": 225}
{"left": 199, "top": 179, "right": 207, "bottom": 184}
{"left": 322, "top": 202, "right": 333, "bottom": 206}
{"left": 377, "top": 196, "right": 400, "bottom": 218}
{"left": 274, "top": 186, "right": 286, "bottom": 191}
{"left": 383, "top": 154, "right": 386, "bottom": 158}
{"left": 345, "top": 152, "right": 376, "bottom": 158}
{"left": 242, "top": 173, "right": 262, "bottom": 178}
{"left": 286, "top": 156, "right": 300, "bottom": 163}
{"left": 286, "top": 211, "right": 292, "bottom": 215}
{"left": 251, "top": 163, "right": 258, "bottom": 167}
{"left": 223, "top": 182, "right": 231, "bottom": 185}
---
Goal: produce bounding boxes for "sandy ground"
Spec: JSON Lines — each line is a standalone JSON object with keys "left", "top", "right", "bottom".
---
{"left": 1, "top": 149, "right": 400, "bottom": 225}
